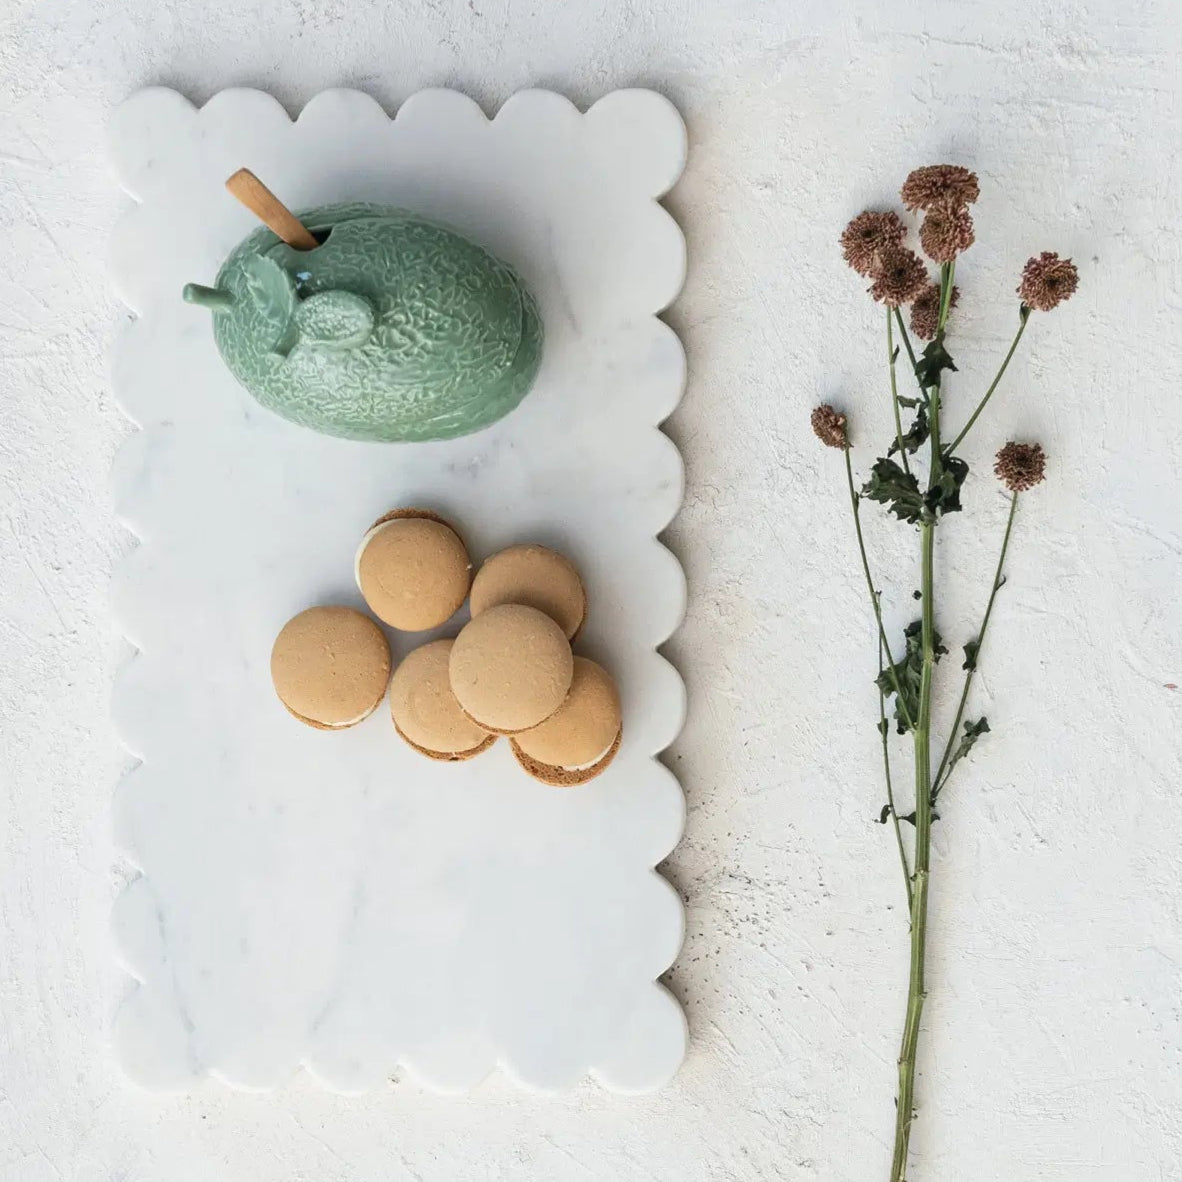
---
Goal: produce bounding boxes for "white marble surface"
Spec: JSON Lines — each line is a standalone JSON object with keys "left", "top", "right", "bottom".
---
{"left": 4, "top": 1, "right": 1182, "bottom": 1178}
{"left": 107, "top": 86, "right": 688, "bottom": 1094}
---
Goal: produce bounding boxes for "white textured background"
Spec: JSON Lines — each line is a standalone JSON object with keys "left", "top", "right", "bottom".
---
{"left": 2, "top": 1, "right": 1180, "bottom": 1179}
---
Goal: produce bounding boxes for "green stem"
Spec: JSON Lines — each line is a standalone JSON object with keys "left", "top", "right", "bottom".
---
{"left": 891, "top": 522, "right": 934, "bottom": 1182}
{"left": 929, "top": 380, "right": 943, "bottom": 484}
{"left": 933, "top": 491, "right": 1018, "bottom": 796}
{"left": 888, "top": 309, "right": 911, "bottom": 477}
{"left": 893, "top": 308, "right": 919, "bottom": 377}
{"left": 945, "top": 310, "right": 1030, "bottom": 455}
{"left": 890, "top": 845, "right": 930, "bottom": 1182}
{"left": 844, "top": 446, "right": 915, "bottom": 732}
{"left": 879, "top": 632, "right": 913, "bottom": 910}
{"left": 889, "top": 261, "right": 953, "bottom": 1182}
{"left": 937, "top": 260, "right": 957, "bottom": 328}
{"left": 927, "top": 262, "right": 953, "bottom": 483}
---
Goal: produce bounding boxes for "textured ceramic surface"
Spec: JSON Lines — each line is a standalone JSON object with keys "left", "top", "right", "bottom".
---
{"left": 108, "top": 86, "right": 688, "bottom": 1094}
{"left": 183, "top": 203, "right": 543, "bottom": 442}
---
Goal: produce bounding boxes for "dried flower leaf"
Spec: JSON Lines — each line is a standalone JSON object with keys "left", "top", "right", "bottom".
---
{"left": 924, "top": 455, "right": 970, "bottom": 517}
{"left": 876, "top": 621, "right": 949, "bottom": 733}
{"left": 936, "top": 718, "right": 991, "bottom": 795}
{"left": 863, "top": 458, "right": 926, "bottom": 525}
{"left": 913, "top": 338, "right": 958, "bottom": 388}
{"left": 888, "top": 403, "right": 930, "bottom": 457}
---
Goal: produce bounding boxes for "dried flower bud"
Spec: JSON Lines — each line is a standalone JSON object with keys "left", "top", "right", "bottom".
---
{"left": 812, "top": 404, "right": 848, "bottom": 449}
{"left": 919, "top": 205, "right": 975, "bottom": 263}
{"left": 869, "top": 247, "right": 930, "bottom": 307}
{"left": 1018, "top": 252, "right": 1079, "bottom": 312}
{"left": 840, "top": 210, "right": 908, "bottom": 277}
{"left": 901, "top": 165, "right": 980, "bottom": 212}
{"left": 910, "top": 283, "right": 960, "bottom": 340}
{"left": 994, "top": 441, "right": 1047, "bottom": 492}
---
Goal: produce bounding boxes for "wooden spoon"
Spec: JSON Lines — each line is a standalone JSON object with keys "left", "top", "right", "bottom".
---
{"left": 225, "top": 168, "right": 318, "bottom": 251}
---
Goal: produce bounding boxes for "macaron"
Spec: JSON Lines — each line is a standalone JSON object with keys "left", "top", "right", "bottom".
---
{"left": 355, "top": 509, "right": 471, "bottom": 631}
{"left": 448, "top": 603, "right": 574, "bottom": 734}
{"left": 510, "top": 657, "right": 622, "bottom": 786}
{"left": 469, "top": 544, "right": 587, "bottom": 640}
{"left": 389, "top": 639, "right": 496, "bottom": 761}
{"left": 271, "top": 606, "right": 391, "bottom": 730}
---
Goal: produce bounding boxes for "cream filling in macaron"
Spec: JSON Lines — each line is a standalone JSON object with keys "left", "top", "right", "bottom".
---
{"left": 354, "top": 511, "right": 469, "bottom": 591}
{"left": 558, "top": 737, "right": 619, "bottom": 771}
{"left": 353, "top": 520, "right": 390, "bottom": 590}
{"left": 318, "top": 703, "right": 382, "bottom": 729}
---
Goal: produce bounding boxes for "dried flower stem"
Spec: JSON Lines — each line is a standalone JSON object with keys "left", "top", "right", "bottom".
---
{"left": 890, "top": 471, "right": 935, "bottom": 1182}
{"left": 844, "top": 446, "right": 916, "bottom": 732}
{"left": 889, "top": 260, "right": 954, "bottom": 1182}
{"left": 891, "top": 831, "right": 930, "bottom": 1182}
{"left": 842, "top": 428, "right": 915, "bottom": 891}
{"left": 946, "top": 310, "right": 1030, "bottom": 454}
{"left": 894, "top": 308, "right": 919, "bottom": 375}
{"left": 936, "top": 261, "right": 957, "bottom": 334}
{"left": 879, "top": 634, "right": 913, "bottom": 908}
{"left": 887, "top": 309, "right": 911, "bottom": 476}
{"left": 932, "top": 492, "right": 1018, "bottom": 798}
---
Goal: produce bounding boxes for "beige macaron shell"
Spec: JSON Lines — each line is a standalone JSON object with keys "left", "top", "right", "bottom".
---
{"left": 512, "top": 657, "right": 622, "bottom": 769}
{"left": 448, "top": 604, "right": 574, "bottom": 733}
{"left": 390, "top": 639, "right": 493, "bottom": 759}
{"left": 511, "top": 729, "right": 622, "bottom": 787}
{"left": 469, "top": 544, "right": 587, "bottom": 639}
{"left": 356, "top": 515, "right": 471, "bottom": 631}
{"left": 271, "top": 606, "right": 391, "bottom": 728}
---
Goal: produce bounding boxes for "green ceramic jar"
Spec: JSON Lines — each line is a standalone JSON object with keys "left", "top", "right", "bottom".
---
{"left": 183, "top": 202, "right": 543, "bottom": 442}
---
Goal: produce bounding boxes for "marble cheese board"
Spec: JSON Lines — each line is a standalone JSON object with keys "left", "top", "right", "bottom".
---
{"left": 108, "top": 86, "right": 688, "bottom": 1094}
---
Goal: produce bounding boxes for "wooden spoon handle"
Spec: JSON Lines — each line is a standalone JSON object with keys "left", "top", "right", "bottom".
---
{"left": 224, "top": 168, "right": 318, "bottom": 250}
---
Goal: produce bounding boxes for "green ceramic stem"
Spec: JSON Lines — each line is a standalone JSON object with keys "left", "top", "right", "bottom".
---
{"left": 183, "top": 283, "right": 235, "bottom": 311}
